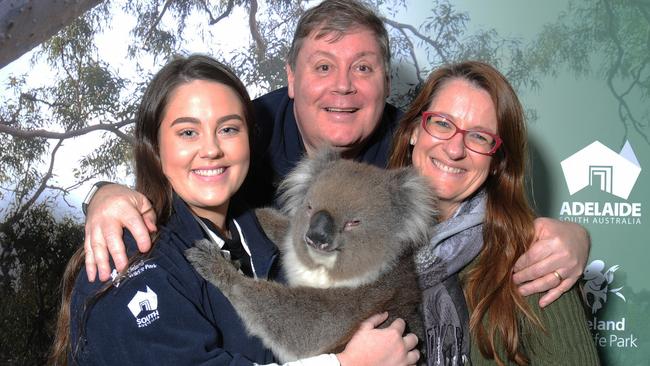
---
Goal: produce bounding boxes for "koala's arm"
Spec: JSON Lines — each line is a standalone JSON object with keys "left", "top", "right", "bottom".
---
{"left": 186, "top": 240, "right": 392, "bottom": 363}
{"left": 255, "top": 207, "right": 290, "bottom": 245}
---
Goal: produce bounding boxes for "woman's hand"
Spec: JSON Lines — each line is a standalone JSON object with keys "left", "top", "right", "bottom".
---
{"left": 513, "top": 217, "right": 590, "bottom": 307}
{"left": 84, "top": 183, "right": 157, "bottom": 282}
{"left": 337, "top": 312, "right": 420, "bottom": 366}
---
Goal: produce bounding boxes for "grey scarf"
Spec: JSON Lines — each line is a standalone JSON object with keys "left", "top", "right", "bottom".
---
{"left": 415, "top": 190, "right": 486, "bottom": 366}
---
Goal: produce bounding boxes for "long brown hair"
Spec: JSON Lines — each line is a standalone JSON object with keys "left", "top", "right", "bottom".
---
{"left": 49, "top": 54, "right": 255, "bottom": 365}
{"left": 388, "top": 61, "right": 542, "bottom": 365}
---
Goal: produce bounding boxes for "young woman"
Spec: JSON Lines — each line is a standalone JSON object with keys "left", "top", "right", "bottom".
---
{"left": 388, "top": 61, "right": 599, "bottom": 365}
{"left": 50, "top": 54, "right": 418, "bottom": 365}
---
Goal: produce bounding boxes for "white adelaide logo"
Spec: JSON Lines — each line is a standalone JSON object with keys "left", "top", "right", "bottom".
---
{"left": 559, "top": 140, "right": 642, "bottom": 225}
{"left": 562, "top": 140, "right": 640, "bottom": 199}
{"left": 128, "top": 286, "right": 160, "bottom": 328}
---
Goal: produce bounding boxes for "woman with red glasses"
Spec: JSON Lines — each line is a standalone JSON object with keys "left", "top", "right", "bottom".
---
{"left": 388, "top": 61, "right": 599, "bottom": 365}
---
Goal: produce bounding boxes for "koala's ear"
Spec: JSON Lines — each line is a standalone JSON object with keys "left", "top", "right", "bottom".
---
{"left": 255, "top": 207, "right": 290, "bottom": 246}
{"left": 277, "top": 149, "right": 339, "bottom": 215}
{"left": 389, "top": 167, "right": 438, "bottom": 247}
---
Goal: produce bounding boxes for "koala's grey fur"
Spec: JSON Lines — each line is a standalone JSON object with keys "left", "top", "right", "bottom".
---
{"left": 186, "top": 152, "right": 437, "bottom": 362}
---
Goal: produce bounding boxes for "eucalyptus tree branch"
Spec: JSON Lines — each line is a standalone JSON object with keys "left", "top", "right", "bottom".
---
{"left": 394, "top": 26, "right": 424, "bottom": 84}
{"left": 602, "top": 0, "right": 630, "bottom": 140}
{"left": 206, "top": 0, "right": 235, "bottom": 25}
{"left": 107, "top": 125, "right": 136, "bottom": 145}
{"left": 602, "top": 0, "right": 650, "bottom": 144}
{"left": 4, "top": 102, "right": 22, "bottom": 126}
{"left": 46, "top": 178, "right": 87, "bottom": 198}
{"left": 381, "top": 17, "right": 448, "bottom": 63}
{"left": 610, "top": 63, "right": 650, "bottom": 144}
{"left": 11, "top": 139, "right": 64, "bottom": 225}
{"left": 64, "top": 173, "right": 98, "bottom": 192}
{"left": 46, "top": 184, "right": 74, "bottom": 207}
{"left": 59, "top": 56, "right": 75, "bottom": 85}
{"left": 143, "top": 0, "right": 175, "bottom": 45}
{"left": 0, "top": 119, "right": 133, "bottom": 140}
{"left": 0, "top": 0, "right": 102, "bottom": 68}
{"left": 45, "top": 171, "right": 101, "bottom": 209}
{"left": 248, "top": 0, "right": 266, "bottom": 57}
{"left": 618, "top": 58, "right": 648, "bottom": 98}
{"left": 20, "top": 92, "right": 70, "bottom": 109}
{"left": 46, "top": 184, "right": 78, "bottom": 208}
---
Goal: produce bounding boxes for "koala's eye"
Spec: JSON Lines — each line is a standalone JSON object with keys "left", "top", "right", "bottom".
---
{"left": 306, "top": 201, "right": 313, "bottom": 213}
{"left": 344, "top": 219, "right": 361, "bottom": 231}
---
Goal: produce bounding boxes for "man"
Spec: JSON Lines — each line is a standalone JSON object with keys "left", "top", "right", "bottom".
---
{"left": 84, "top": 0, "right": 589, "bottom": 310}
{"left": 241, "top": 0, "right": 399, "bottom": 207}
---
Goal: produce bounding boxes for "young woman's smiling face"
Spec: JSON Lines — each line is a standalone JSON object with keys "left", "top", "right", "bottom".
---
{"left": 410, "top": 78, "right": 498, "bottom": 219}
{"left": 158, "top": 79, "right": 249, "bottom": 227}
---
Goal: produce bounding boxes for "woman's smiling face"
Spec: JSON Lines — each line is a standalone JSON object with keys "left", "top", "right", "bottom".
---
{"left": 410, "top": 78, "right": 498, "bottom": 219}
{"left": 158, "top": 79, "right": 250, "bottom": 226}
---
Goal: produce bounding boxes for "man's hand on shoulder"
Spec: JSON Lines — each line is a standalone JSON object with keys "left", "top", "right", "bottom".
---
{"left": 84, "top": 183, "right": 157, "bottom": 282}
{"left": 513, "top": 217, "right": 590, "bottom": 307}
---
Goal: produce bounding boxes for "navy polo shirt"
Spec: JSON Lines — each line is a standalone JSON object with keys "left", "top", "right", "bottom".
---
{"left": 69, "top": 195, "right": 279, "bottom": 365}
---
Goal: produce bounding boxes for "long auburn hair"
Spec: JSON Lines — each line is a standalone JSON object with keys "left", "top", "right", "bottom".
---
{"left": 388, "top": 61, "right": 542, "bottom": 365}
{"left": 49, "top": 54, "right": 255, "bottom": 365}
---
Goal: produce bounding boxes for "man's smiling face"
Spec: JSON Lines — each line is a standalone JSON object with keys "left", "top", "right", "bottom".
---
{"left": 286, "top": 26, "right": 389, "bottom": 156}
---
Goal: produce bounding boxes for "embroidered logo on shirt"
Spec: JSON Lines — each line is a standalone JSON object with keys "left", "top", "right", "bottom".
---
{"left": 111, "top": 260, "right": 158, "bottom": 288}
{"left": 127, "top": 286, "right": 160, "bottom": 328}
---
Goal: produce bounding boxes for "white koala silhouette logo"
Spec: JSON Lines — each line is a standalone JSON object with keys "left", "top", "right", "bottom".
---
{"left": 582, "top": 260, "right": 625, "bottom": 314}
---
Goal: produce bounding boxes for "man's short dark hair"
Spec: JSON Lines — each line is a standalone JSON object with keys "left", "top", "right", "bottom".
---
{"left": 287, "top": 0, "right": 391, "bottom": 72}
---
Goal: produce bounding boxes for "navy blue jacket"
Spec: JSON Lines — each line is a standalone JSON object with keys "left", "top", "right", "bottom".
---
{"left": 240, "top": 87, "right": 402, "bottom": 207}
{"left": 70, "top": 195, "right": 279, "bottom": 365}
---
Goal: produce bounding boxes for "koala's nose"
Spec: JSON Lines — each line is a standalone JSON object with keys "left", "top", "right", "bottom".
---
{"left": 305, "top": 210, "right": 336, "bottom": 252}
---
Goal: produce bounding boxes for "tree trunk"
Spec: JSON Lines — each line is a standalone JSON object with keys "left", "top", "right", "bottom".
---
{"left": 0, "top": 0, "right": 102, "bottom": 69}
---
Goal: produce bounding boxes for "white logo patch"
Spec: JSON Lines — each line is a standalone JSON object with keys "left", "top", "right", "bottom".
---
{"left": 583, "top": 260, "right": 626, "bottom": 315}
{"left": 127, "top": 286, "right": 160, "bottom": 328}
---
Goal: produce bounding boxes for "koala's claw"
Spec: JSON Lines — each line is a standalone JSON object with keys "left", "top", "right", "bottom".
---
{"left": 185, "top": 240, "right": 214, "bottom": 276}
{"left": 185, "top": 239, "right": 235, "bottom": 286}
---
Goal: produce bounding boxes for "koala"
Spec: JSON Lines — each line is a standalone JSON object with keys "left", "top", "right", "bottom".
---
{"left": 186, "top": 152, "right": 437, "bottom": 362}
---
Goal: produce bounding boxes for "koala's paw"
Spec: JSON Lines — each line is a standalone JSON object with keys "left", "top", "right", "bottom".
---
{"left": 185, "top": 239, "right": 236, "bottom": 287}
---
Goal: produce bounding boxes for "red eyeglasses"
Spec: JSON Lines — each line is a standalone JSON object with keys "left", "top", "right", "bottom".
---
{"left": 421, "top": 111, "right": 502, "bottom": 155}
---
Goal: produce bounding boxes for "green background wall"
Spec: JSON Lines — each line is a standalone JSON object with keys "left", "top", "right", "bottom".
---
{"left": 454, "top": 1, "right": 649, "bottom": 364}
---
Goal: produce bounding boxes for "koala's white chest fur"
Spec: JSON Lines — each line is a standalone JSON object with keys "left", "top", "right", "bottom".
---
{"left": 281, "top": 237, "right": 386, "bottom": 289}
{"left": 282, "top": 240, "right": 338, "bottom": 288}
